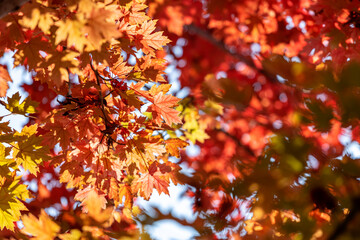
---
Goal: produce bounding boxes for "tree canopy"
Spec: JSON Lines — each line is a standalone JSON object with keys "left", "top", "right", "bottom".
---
{"left": 0, "top": 0, "right": 360, "bottom": 239}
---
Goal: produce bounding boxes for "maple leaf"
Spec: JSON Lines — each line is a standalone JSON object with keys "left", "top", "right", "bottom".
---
{"left": 181, "top": 104, "right": 209, "bottom": 143}
{"left": 125, "top": 147, "right": 146, "bottom": 171}
{"left": 144, "top": 141, "right": 166, "bottom": 161}
{"left": 0, "top": 0, "right": 190, "bottom": 237}
{"left": 131, "top": 54, "right": 167, "bottom": 82}
{"left": 84, "top": 8, "right": 121, "bottom": 51}
{"left": 58, "top": 229, "right": 82, "bottom": 240}
{"left": 0, "top": 182, "right": 28, "bottom": 231}
{"left": 74, "top": 186, "right": 114, "bottom": 225}
{"left": 74, "top": 186, "right": 107, "bottom": 214}
{"left": 0, "top": 189, "right": 18, "bottom": 231}
{"left": 119, "top": 90, "right": 144, "bottom": 109}
{"left": 0, "top": 210, "right": 16, "bottom": 231}
{"left": 150, "top": 92, "right": 181, "bottom": 126}
{"left": 149, "top": 83, "right": 171, "bottom": 96}
{"left": 59, "top": 168, "right": 85, "bottom": 189}
{"left": 111, "top": 57, "right": 133, "bottom": 78}
{"left": 19, "top": 2, "right": 54, "bottom": 34}
{"left": 132, "top": 172, "right": 170, "bottom": 200}
{"left": 1, "top": 92, "right": 38, "bottom": 116}
{"left": 165, "top": 138, "right": 189, "bottom": 158}
{"left": 128, "top": 1, "right": 149, "bottom": 24}
{"left": 0, "top": 64, "right": 11, "bottom": 97}
{"left": 13, "top": 124, "right": 50, "bottom": 175}
{"left": 130, "top": 81, "right": 147, "bottom": 94}
{"left": 5, "top": 0, "right": 360, "bottom": 237}
{"left": 118, "top": 184, "right": 133, "bottom": 209}
{"left": 143, "top": 31, "right": 171, "bottom": 50}
{"left": 0, "top": 119, "right": 11, "bottom": 134}
{"left": 55, "top": 18, "right": 87, "bottom": 51}
{"left": 44, "top": 116, "right": 78, "bottom": 151}
{"left": 13, "top": 37, "right": 48, "bottom": 70}
{"left": 42, "top": 50, "right": 79, "bottom": 88}
{"left": 137, "top": 20, "right": 171, "bottom": 54}
{"left": 108, "top": 177, "right": 120, "bottom": 203}
{"left": 21, "top": 210, "right": 60, "bottom": 240}
{"left": 10, "top": 181, "right": 31, "bottom": 202}
{"left": 76, "top": 114, "right": 100, "bottom": 139}
{"left": 0, "top": 143, "right": 7, "bottom": 165}
{"left": 185, "top": 128, "right": 209, "bottom": 144}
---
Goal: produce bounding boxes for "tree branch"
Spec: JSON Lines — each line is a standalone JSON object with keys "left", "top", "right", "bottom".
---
{"left": 0, "top": 0, "right": 28, "bottom": 19}
{"left": 328, "top": 197, "right": 360, "bottom": 240}
{"left": 184, "top": 24, "right": 278, "bottom": 83}
{"left": 89, "top": 60, "right": 110, "bottom": 125}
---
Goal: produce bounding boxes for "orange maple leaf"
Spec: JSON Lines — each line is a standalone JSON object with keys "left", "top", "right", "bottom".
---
{"left": 137, "top": 20, "right": 171, "bottom": 54}
{"left": 132, "top": 172, "right": 169, "bottom": 200}
{"left": 21, "top": 210, "right": 60, "bottom": 239}
{"left": 84, "top": 8, "right": 121, "bottom": 51}
{"left": 0, "top": 65, "right": 11, "bottom": 97}
{"left": 129, "top": 2, "right": 149, "bottom": 25}
{"left": 74, "top": 186, "right": 107, "bottom": 213}
{"left": 165, "top": 139, "right": 189, "bottom": 158}
{"left": 150, "top": 92, "right": 181, "bottom": 126}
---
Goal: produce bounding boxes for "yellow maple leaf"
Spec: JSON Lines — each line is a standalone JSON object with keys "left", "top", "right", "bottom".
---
{"left": 19, "top": 2, "right": 54, "bottom": 34}
{"left": 149, "top": 83, "right": 171, "bottom": 96}
{"left": 181, "top": 104, "right": 210, "bottom": 144}
{"left": 118, "top": 184, "right": 133, "bottom": 209}
{"left": 2, "top": 93, "right": 38, "bottom": 116}
{"left": 13, "top": 124, "right": 50, "bottom": 175}
{"left": 0, "top": 190, "right": 17, "bottom": 231}
{"left": 55, "top": 18, "right": 88, "bottom": 51}
{"left": 0, "top": 185, "right": 28, "bottom": 231}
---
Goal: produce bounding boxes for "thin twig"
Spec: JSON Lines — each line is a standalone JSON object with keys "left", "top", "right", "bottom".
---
{"left": 89, "top": 60, "right": 110, "bottom": 124}
{"left": 66, "top": 68, "right": 72, "bottom": 96}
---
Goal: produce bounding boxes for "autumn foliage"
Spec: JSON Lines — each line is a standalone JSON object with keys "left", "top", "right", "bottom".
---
{"left": 0, "top": 0, "right": 360, "bottom": 239}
